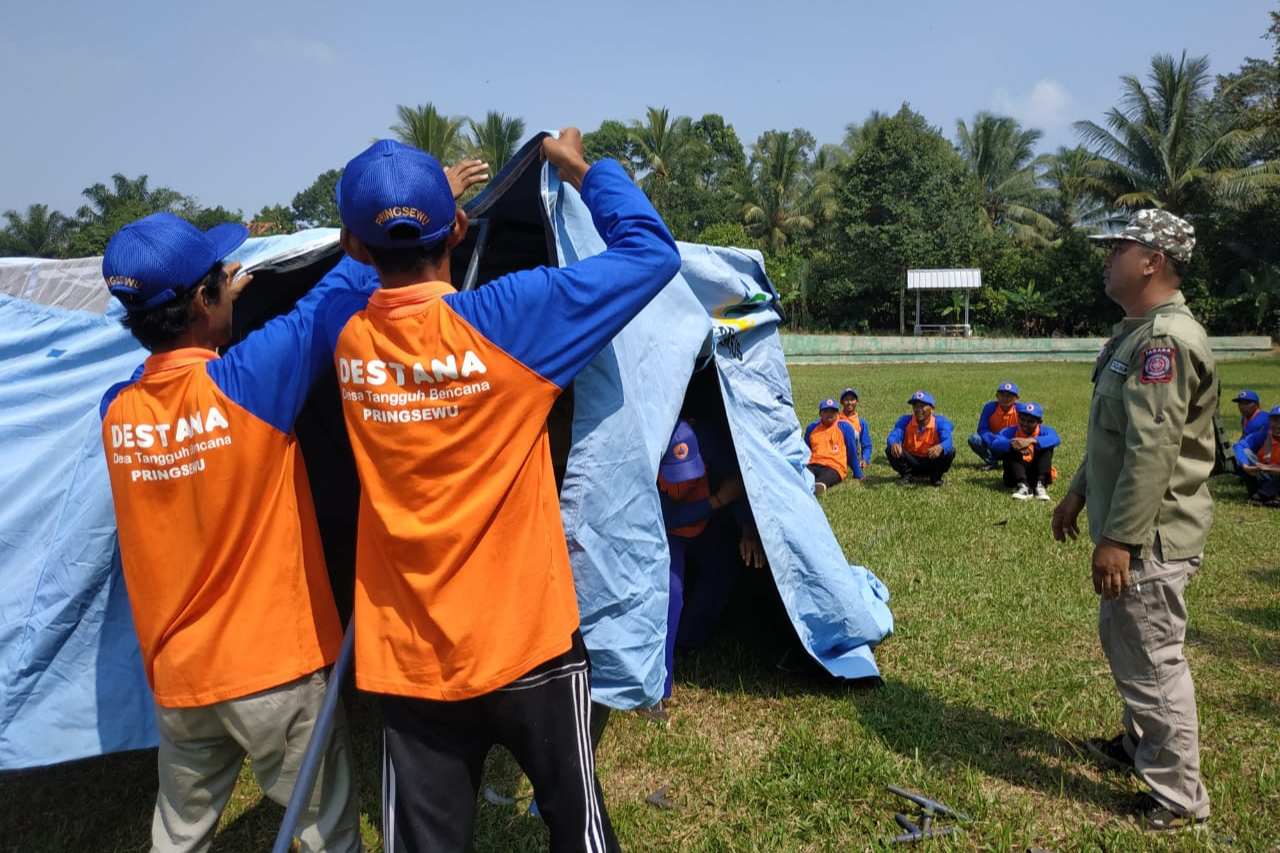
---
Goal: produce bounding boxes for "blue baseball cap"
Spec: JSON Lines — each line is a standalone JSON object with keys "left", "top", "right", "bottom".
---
{"left": 336, "top": 140, "right": 456, "bottom": 249}
{"left": 660, "top": 420, "right": 704, "bottom": 482}
{"left": 840, "top": 388, "right": 859, "bottom": 400}
{"left": 1270, "top": 404, "right": 1280, "bottom": 417}
{"left": 908, "top": 390, "right": 936, "bottom": 407}
{"left": 819, "top": 398, "right": 839, "bottom": 412}
{"left": 103, "top": 213, "right": 248, "bottom": 312}
{"left": 996, "top": 382, "right": 1020, "bottom": 396}
{"left": 1017, "top": 401, "right": 1044, "bottom": 419}
{"left": 1232, "top": 389, "right": 1260, "bottom": 403}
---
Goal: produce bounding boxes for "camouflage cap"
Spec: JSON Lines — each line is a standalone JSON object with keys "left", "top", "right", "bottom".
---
{"left": 1088, "top": 209, "right": 1195, "bottom": 263}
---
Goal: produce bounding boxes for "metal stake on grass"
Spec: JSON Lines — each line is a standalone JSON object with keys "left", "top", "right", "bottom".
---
{"left": 271, "top": 621, "right": 355, "bottom": 853}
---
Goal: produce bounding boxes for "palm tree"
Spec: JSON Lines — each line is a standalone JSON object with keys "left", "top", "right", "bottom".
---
{"left": 842, "top": 110, "right": 891, "bottom": 159}
{"left": 0, "top": 204, "right": 72, "bottom": 258}
{"left": 70, "top": 173, "right": 186, "bottom": 256}
{"left": 955, "top": 112, "right": 1055, "bottom": 245}
{"left": 628, "top": 107, "right": 700, "bottom": 186}
{"left": 467, "top": 111, "right": 525, "bottom": 173}
{"left": 389, "top": 103, "right": 468, "bottom": 163}
{"left": 1074, "top": 52, "right": 1280, "bottom": 215}
{"left": 742, "top": 129, "right": 815, "bottom": 254}
{"left": 808, "top": 143, "right": 848, "bottom": 226}
{"left": 1040, "top": 145, "right": 1108, "bottom": 236}
{"left": 76, "top": 173, "right": 183, "bottom": 223}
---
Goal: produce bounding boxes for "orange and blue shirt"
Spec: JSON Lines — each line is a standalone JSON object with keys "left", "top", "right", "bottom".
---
{"left": 974, "top": 401, "right": 1019, "bottom": 445}
{"left": 99, "top": 257, "right": 376, "bottom": 708}
{"left": 887, "top": 413, "right": 955, "bottom": 458}
{"left": 316, "top": 159, "right": 681, "bottom": 702}
{"left": 804, "top": 418, "right": 861, "bottom": 480}
{"left": 1242, "top": 406, "right": 1269, "bottom": 439}
{"left": 1234, "top": 427, "right": 1280, "bottom": 467}
{"left": 991, "top": 423, "right": 1061, "bottom": 459}
{"left": 838, "top": 412, "right": 873, "bottom": 467}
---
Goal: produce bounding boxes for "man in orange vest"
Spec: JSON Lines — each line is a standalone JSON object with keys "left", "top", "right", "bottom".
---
{"left": 967, "top": 381, "right": 1020, "bottom": 470}
{"left": 98, "top": 214, "right": 369, "bottom": 853}
{"left": 989, "top": 401, "right": 1060, "bottom": 500}
{"left": 321, "top": 131, "right": 681, "bottom": 852}
{"left": 886, "top": 390, "right": 956, "bottom": 487}
{"left": 838, "top": 388, "right": 873, "bottom": 474}
{"left": 1233, "top": 404, "right": 1280, "bottom": 507}
{"left": 804, "top": 398, "right": 862, "bottom": 495}
{"left": 1232, "top": 389, "right": 1269, "bottom": 440}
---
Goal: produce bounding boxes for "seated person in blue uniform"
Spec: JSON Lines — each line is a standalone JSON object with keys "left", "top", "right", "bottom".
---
{"left": 1233, "top": 404, "right": 1280, "bottom": 507}
{"left": 990, "top": 401, "right": 1059, "bottom": 501}
{"left": 1233, "top": 389, "right": 1269, "bottom": 440}
{"left": 656, "top": 418, "right": 762, "bottom": 711}
{"left": 803, "top": 398, "right": 862, "bottom": 495}
{"left": 967, "top": 381, "right": 1020, "bottom": 470}
{"left": 837, "top": 388, "right": 873, "bottom": 475}
{"left": 886, "top": 390, "right": 955, "bottom": 487}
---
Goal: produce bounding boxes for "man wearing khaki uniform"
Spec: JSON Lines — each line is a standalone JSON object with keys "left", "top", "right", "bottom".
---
{"left": 1052, "top": 209, "right": 1215, "bottom": 832}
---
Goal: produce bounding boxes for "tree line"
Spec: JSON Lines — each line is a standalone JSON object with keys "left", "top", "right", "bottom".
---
{"left": 5, "top": 21, "right": 1280, "bottom": 339}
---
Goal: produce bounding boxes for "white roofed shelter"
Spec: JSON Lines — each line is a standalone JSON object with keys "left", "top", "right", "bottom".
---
{"left": 907, "top": 268, "right": 982, "bottom": 336}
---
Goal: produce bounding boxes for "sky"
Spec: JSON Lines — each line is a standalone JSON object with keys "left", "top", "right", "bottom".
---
{"left": 2, "top": 0, "right": 1275, "bottom": 221}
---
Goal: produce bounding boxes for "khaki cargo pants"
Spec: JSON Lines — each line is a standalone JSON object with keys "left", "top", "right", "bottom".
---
{"left": 1098, "top": 535, "right": 1210, "bottom": 819}
{"left": 151, "top": 670, "right": 362, "bottom": 853}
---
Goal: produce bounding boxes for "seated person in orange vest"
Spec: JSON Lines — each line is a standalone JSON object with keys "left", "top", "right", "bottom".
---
{"left": 804, "top": 397, "right": 863, "bottom": 495}
{"left": 886, "top": 390, "right": 955, "bottom": 487}
{"left": 1233, "top": 389, "right": 1269, "bottom": 439}
{"left": 990, "top": 401, "right": 1060, "bottom": 501}
{"left": 967, "top": 381, "right": 1020, "bottom": 470}
{"left": 838, "top": 388, "right": 873, "bottom": 474}
{"left": 657, "top": 419, "right": 759, "bottom": 705}
{"left": 1233, "top": 404, "right": 1280, "bottom": 507}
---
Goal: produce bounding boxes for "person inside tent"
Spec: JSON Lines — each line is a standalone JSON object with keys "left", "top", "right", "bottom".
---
{"left": 654, "top": 417, "right": 762, "bottom": 717}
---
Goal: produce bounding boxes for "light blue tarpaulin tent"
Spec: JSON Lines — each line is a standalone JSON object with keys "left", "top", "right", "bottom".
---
{"left": 0, "top": 138, "right": 891, "bottom": 770}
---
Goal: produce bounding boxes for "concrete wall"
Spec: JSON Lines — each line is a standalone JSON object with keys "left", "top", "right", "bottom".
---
{"left": 780, "top": 334, "right": 1274, "bottom": 364}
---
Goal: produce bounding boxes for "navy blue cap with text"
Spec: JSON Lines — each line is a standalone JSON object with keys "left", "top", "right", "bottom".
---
{"left": 103, "top": 212, "right": 248, "bottom": 312}
{"left": 336, "top": 140, "right": 455, "bottom": 249}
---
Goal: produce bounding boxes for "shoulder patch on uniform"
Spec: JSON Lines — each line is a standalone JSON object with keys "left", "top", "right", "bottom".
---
{"left": 1108, "top": 359, "right": 1128, "bottom": 376}
{"left": 1140, "top": 346, "right": 1175, "bottom": 383}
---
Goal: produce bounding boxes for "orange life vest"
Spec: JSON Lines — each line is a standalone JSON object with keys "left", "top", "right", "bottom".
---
{"left": 807, "top": 420, "right": 850, "bottom": 478}
{"left": 989, "top": 404, "right": 1019, "bottom": 434}
{"left": 1014, "top": 424, "right": 1041, "bottom": 463}
{"left": 903, "top": 415, "right": 939, "bottom": 458}
{"left": 658, "top": 474, "right": 711, "bottom": 537}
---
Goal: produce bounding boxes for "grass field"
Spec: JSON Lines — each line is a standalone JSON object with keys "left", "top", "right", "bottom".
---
{"left": 2, "top": 359, "right": 1278, "bottom": 853}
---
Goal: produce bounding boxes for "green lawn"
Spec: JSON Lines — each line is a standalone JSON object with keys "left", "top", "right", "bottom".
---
{"left": 3, "top": 359, "right": 1278, "bottom": 852}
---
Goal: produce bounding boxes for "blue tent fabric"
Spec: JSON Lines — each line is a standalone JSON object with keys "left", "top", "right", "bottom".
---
{"left": 0, "top": 295, "right": 156, "bottom": 768}
{"left": 547, "top": 169, "right": 893, "bottom": 710}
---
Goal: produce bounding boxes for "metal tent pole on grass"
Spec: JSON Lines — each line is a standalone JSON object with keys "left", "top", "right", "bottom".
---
{"left": 271, "top": 620, "right": 356, "bottom": 853}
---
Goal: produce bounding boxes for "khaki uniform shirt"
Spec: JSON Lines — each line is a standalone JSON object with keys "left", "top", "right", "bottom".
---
{"left": 1068, "top": 292, "right": 1218, "bottom": 560}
